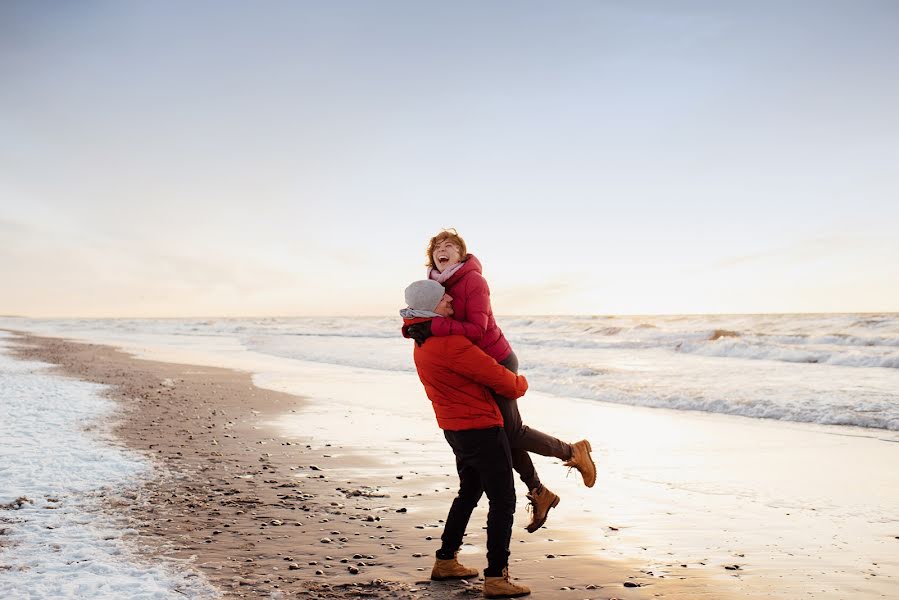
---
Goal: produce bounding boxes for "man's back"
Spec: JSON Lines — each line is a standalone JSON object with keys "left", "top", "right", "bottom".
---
{"left": 412, "top": 333, "right": 527, "bottom": 432}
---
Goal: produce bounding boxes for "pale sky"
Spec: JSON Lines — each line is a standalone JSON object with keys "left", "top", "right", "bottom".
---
{"left": 2, "top": 1, "right": 898, "bottom": 317}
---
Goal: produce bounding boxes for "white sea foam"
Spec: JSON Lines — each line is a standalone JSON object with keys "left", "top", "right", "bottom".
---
{"left": 674, "top": 338, "right": 899, "bottom": 369}
{"left": 0, "top": 333, "right": 218, "bottom": 599}
{"left": 3, "top": 312, "right": 898, "bottom": 431}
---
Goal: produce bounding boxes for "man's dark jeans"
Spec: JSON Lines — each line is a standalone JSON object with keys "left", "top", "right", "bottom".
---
{"left": 439, "top": 426, "right": 515, "bottom": 577}
{"left": 495, "top": 351, "right": 572, "bottom": 491}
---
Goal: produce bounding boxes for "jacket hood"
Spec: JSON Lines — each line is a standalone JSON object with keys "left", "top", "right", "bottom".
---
{"left": 443, "top": 254, "right": 482, "bottom": 287}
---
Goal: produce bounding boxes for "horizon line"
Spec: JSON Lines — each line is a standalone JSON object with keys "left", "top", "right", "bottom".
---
{"left": 3, "top": 310, "right": 898, "bottom": 320}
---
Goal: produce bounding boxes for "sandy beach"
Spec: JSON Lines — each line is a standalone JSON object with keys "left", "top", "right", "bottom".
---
{"left": 3, "top": 329, "right": 897, "bottom": 599}
{"left": 4, "top": 332, "right": 672, "bottom": 599}
{"left": 5, "top": 3, "right": 899, "bottom": 598}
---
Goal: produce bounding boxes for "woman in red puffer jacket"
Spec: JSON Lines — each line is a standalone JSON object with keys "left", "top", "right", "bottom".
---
{"left": 403, "top": 229, "right": 597, "bottom": 534}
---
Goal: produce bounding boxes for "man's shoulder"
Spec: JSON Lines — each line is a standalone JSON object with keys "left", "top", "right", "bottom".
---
{"left": 414, "top": 335, "right": 476, "bottom": 362}
{"left": 441, "top": 334, "right": 476, "bottom": 349}
{"left": 415, "top": 335, "right": 489, "bottom": 379}
{"left": 418, "top": 335, "right": 474, "bottom": 352}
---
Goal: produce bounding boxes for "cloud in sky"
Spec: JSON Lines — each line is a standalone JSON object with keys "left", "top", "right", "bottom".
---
{"left": 1, "top": 2, "right": 898, "bottom": 316}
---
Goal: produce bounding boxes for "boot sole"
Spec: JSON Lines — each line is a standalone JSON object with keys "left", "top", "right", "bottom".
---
{"left": 431, "top": 573, "right": 478, "bottom": 581}
{"left": 484, "top": 590, "right": 531, "bottom": 598}
{"left": 581, "top": 440, "right": 596, "bottom": 488}
{"left": 524, "top": 495, "right": 560, "bottom": 533}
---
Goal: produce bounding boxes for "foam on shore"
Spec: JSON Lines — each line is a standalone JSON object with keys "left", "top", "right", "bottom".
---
{"left": 0, "top": 333, "right": 218, "bottom": 599}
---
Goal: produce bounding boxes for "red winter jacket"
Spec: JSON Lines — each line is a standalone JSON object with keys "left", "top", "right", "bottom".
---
{"left": 405, "top": 318, "right": 528, "bottom": 431}
{"left": 428, "top": 254, "right": 513, "bottom": 363}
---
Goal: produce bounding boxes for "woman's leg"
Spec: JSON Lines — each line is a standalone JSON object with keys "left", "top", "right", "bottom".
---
{"left": 496, "top": 352, "right": 573, "bottom": 491}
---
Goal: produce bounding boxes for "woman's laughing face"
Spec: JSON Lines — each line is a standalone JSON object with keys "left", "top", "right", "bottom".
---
{"left": 432, "top": 239, "right": 463, "bottom": 273}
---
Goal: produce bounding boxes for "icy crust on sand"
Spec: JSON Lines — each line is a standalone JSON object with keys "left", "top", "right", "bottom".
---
{"left": 0, "top": 334, "right": 218, "bottom": 599}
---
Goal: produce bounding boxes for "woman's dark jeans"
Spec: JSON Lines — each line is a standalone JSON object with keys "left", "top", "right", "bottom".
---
{"left": 439, "top": 426, "right": 515, "bottom": 577}
{"left": 495, "top": 351, "right": 572, "bottom": 491}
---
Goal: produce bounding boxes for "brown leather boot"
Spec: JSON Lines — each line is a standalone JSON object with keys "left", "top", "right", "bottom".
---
{"left": 524, "top": 485, "right": 560, "bottom": 533}
{"left": 483, "top": 567, "right": 531, "bottom": 598}
{"left": 430, "top": 551, "right": 478, "bottom": 580}
{"left": 564, "top": 439, "right": 596, "bottom": 488}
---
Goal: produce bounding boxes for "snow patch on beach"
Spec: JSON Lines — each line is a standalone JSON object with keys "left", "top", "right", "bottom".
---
{"left": 0, "top": 332, "right": 218, "bottom": 599}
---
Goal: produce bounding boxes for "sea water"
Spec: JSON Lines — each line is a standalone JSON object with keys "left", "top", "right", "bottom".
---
{"left": 0, "top": 332, "right": 218, "bottom": 599}
{"left": 3, "top": 316, "right": 898, "bottom": 598}
{"left": 4, "top": 312, "right": 897, "bottom": 431}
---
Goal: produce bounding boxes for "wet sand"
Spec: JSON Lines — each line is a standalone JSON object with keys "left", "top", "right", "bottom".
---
{"left": 7, "top": 332, "right": 744, "bottom": 599}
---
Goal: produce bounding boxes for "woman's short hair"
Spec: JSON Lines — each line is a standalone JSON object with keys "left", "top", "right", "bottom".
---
{"left": 425, "top": 228, "right": 468, "bottom": 269}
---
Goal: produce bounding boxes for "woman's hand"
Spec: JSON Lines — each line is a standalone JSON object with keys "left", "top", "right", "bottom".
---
{"left": 406, "top": 321, "right": 434, "bottom": 347}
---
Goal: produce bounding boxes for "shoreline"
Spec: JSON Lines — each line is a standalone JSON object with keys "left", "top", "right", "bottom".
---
{"left": 7, "top": 327, "right": 896, "bottom": 598}
{"left": 6, "top": 332, "right": 420, "bottom": 598}
{"left": 5, "top": 331, "right": 682, "bottom": 599}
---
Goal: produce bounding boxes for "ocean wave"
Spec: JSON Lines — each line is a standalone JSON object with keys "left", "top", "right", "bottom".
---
{"left": 755, "top": 332, "right": 899, "bottom": 348}
{"left": 525, "top": 381, "right": 899, "bottom": 432}
{"left": 674, "top": 339, "right": 899, "bottom": 369}
{"left": 596, "top": 326, "right": 623, "bottom": 335}
{"left": 709, "top": 329, "right": 741, "bottom": 340}
{"left": 8, "top": 313, "right": 898, "bottom": 433}
{"left": 851, "top": 316, "right": 895, "bottom": 329}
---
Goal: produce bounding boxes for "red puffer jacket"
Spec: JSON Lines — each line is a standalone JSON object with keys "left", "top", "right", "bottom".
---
{"left": 428, "top": 254, "right": 513, "bottom": 363}
{"left": 405, "top": 318, "right": 528, "bottom": 431}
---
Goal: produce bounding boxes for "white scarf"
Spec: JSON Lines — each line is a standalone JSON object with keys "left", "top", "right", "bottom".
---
{"left": 399, "top": 308, "right": 438, "bottom": 319}
{"left": 429, "top": 261, "right": 464, "bottom": 284}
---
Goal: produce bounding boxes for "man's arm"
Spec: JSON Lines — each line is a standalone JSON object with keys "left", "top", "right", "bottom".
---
{"left": 449, "top": 340, "right": 528, "bottom": 400}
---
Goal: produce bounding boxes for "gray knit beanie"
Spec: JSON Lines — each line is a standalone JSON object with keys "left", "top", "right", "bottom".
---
{"left": 404, "top": 280, "right": 444, "bottom": 312}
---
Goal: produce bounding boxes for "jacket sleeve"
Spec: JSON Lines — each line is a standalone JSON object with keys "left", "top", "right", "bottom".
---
{"left": 450, "top": 340, "right": 528, "bottom": 400}
{"left": 429, "top": 274, "right": 490, "bottom": 342}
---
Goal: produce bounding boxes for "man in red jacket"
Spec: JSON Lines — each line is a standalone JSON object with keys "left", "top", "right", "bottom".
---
{"left": 402, "top": 279, "right": 531, "bottom": 598}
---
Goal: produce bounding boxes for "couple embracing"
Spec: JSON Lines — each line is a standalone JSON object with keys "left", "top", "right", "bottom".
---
{"left": 400, "top": 229, "right": 596, "bottom": 598}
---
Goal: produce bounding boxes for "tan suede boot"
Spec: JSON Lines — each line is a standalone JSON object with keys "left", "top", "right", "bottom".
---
{"left": 430, "top": 551, "right": 478, "bottom": 581}
{"left": 524, "top": 485, "right": 560, "bottom": 533}
{"left": 564, "top": 439, "right": 596, "bottom": 487}
{"left": 483, "top": 567, "right": 531, "bottom": 598}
